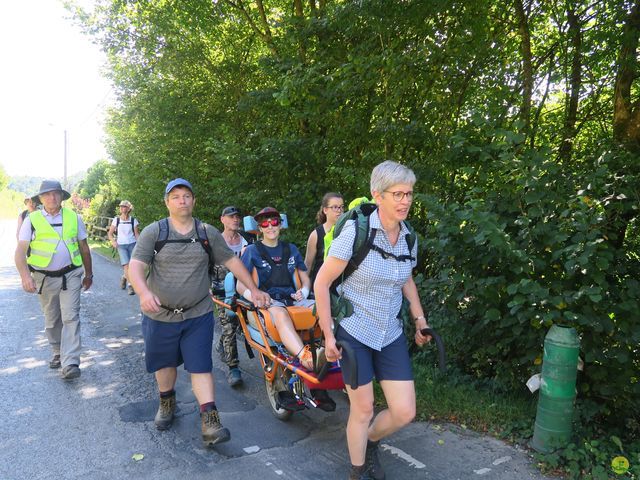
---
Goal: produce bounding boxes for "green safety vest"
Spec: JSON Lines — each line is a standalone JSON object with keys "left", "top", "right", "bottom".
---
{"left": 27, "top": 208, "right": 82, "bottom": 268}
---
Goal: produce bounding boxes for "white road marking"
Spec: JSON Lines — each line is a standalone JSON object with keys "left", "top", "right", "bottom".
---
{"left": 380, "top": 443, "right": 426, "bottom": 469}
{"left": 474, "top": 468, "right": 492, "bottom": 475}
{"left": 492, "top": 455, "right": 512, "bottom": 465}
{"left": 243, "top": 445, "right": 260, "bottom": 454}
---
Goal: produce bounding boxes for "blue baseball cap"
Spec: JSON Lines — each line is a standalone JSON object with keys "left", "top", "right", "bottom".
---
{"left": 165, "top": 178, "right": 193, "bottom": 196}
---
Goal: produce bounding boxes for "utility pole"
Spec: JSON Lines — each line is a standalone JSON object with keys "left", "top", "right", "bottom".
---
{"left": 64, "top": 129, "right": 68, "bottom": 189}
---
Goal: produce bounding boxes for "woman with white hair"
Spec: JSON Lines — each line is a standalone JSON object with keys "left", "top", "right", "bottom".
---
{"left": 314, "top": 160, "right": 431, "bottom": 480}
{"left": 108, "top": 200, "right": 140, "bottom": 294}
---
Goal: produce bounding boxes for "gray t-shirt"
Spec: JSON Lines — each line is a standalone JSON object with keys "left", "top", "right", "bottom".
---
{"left": 132, "top": 218, "right": 234, "bottom": 322}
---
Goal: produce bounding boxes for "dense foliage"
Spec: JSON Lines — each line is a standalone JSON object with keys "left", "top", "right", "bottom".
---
{"left": 72, "top": 0, "right": 639, "bottom": 458}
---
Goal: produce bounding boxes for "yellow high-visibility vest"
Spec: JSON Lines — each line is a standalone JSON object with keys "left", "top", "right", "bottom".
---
{"left": 27, "top": 208, "right": 82, "bottom": 268}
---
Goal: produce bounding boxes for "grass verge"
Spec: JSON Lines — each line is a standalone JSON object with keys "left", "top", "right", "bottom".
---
{"left": 89, "top": 239, "right": 119, "bottom": 262}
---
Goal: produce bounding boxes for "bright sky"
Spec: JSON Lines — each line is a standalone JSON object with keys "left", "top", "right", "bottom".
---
{"left": 0, "top": 0, "right": 113, "bottom": 180}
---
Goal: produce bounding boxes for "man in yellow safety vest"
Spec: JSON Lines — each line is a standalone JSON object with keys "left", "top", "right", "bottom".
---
{"left": 14, "top": 180, "right": 93, "bottom": 380}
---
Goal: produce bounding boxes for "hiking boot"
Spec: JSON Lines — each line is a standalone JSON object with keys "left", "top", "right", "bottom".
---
{"left": 120, "top": 276, "right": 127, "bottom": 289}
{"left": 127, "top": 285, "right": 135, "bottom": 295}
{"left": 365, "top": 440, "right": 385, "bottom": 480}
{"left": 61, "top": 364, "right": 81, "bottom": 380}
{"left": 154, "top": 393, "right": 176, "bottom": 430}
{"left": 227, "top": 367, "right": 243, "bottom": 388}
{"left": 49, "top": 354, "right": 61, "bottom": 369}
{"left": 311, "top": 389, "right": 336, "bottom": 412}
{"left": 349, "top": 465, "right": 372, "bottom": 480}
{"left": 201, "top": 409, "right": 231, "bottom": 447}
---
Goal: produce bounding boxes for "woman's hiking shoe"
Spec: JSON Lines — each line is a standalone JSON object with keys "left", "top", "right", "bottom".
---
{"left": 227, "top": 367, "right": 243, "bottom": 387}
{"left": 365, "top": 440, "right": 385, "bottom": 480}
{"left": 201, "top": 409, "right": 231, "bottom": 447}
{"left": 154, "top": 393, "right": 176, "bottom": 430}
{"left": 49, "top": 354, "right": 61, "bottom": 369}
{"left": 120, "top": 276, "right": 127, "bottom": 289}
{"left": 61, "top": 364, "right": 81, "bottom": 380}
{"left": 349, "top": 464, "right": 372, "bottom": 480}
{"left": 127, "top": 285, "right": 135, "bottom": 295}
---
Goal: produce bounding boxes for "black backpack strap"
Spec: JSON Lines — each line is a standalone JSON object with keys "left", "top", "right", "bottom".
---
{"left": 116, "top": 216, "right": 120, "bottom": 230}
{"left": 153, "top": 218, "right": 170, "bottom": 256}
{"left": 194, "top": 219, "right": 212, "bottom": 256}
{"left": 255, "top": 241, "right": 277, "bottom": 268}
{"left": 343, "top": 224, "right": 377, "bottom": 280}
{"left": 314, "top": 225, "right": 325, "bottom": 260}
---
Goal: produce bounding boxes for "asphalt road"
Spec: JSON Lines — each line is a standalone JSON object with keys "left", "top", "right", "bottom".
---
{"left": 0, "top": 219, "right": 553, "bottom": 480}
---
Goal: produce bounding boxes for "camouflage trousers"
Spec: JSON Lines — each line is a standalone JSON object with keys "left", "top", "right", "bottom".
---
{"left": 216, "top": 303, "right": 240, "bottom": 369}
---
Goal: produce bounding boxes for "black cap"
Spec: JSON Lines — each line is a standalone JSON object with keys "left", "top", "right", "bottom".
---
{"left": 221, "top": 206, "right": 241, "bottom": 216}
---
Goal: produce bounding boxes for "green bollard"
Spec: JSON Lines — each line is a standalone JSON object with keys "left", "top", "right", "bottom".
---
{"left": 531, "top": 324, "right": 580, "bottom": 453}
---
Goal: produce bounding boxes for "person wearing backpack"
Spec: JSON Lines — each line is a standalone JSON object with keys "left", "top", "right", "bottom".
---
{"left": 213, "top": 205, "right": 250, "bottom": 388}
{"left": 314, "top": 161, "right": 432, "bottom": 480}
{"left": 107, "top": 200, "right": 139, "bottom": 295}
{"left": 16, "top": 195, "right": 39, "bottom": 240}
{"left": 304, "top": 192, "right": 344, "bottom": 290}
{"left": 128, "top": 178, "right": 270, "bottom": 448}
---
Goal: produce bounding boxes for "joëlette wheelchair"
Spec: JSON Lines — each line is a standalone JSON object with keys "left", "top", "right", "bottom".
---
{"left": 212, "top": 269, "right": 357, "bottom": 421}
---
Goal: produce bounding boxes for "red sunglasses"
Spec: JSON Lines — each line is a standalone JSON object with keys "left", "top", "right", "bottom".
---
{"left": 259, "top": 217, "right": 281, "bottom": 228}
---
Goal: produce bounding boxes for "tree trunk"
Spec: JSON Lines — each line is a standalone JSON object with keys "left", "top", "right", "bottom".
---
{"left": 514, "top": 0, "right": 533, "bottom": 135}
{"left": 613, "top": 0, "right": 640, "bottom": 149}
{"left": 558, "top": 2, "right": 582, "bottom": 162}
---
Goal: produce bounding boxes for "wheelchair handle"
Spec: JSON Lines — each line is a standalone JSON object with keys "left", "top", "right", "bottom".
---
{"left": 420, "top": 328, "right": 446, "bottom": 373}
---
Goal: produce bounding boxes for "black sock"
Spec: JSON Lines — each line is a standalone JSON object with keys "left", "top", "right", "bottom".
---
{"left": 160, "top": 389, "right": 175, "bottom": 399}
{"left": 350, "top": 464, "right": 367, "bottom": 474}
{"left": 199, "top": 401, "right": 217, "bottom": 413}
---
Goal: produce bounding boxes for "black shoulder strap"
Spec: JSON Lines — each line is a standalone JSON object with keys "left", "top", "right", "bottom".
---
{"left": 282, "top": 241, "right": 291, "bottom": 267}
{"left": 116, "top": 216, "right": 120, "bottom": 229}
{"left": 255, "top": 241, "right": 276, "bottom": 268}
{"left": 153, "top": 218, "right": 170, "bottom": 255}
{"left": 314, "top": 225, "right": 325, "bottom": 259}
{"left": 194, "top": 219, "right": 211, "bottom": 256}
{"left": 344, "top": 225, "right": 376, "bottom": 279}
{"left": 255, "top": 240, "right": 289, "bottom": 267}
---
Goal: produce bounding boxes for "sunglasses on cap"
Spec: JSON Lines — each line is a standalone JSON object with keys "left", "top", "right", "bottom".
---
{"left": 259, "top": 218, "right": 281, "bottom": 228}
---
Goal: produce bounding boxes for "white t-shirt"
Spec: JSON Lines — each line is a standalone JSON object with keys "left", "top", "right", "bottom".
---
{"left": 226, "top": 236, "right": 248, "bottom": 257}
{"left": 111, "top": 216, "right": 139, "bottom": 245}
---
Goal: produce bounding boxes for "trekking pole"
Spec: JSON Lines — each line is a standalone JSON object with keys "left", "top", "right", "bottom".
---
{"left": 420, "top": 328, "right": 446, "bottom": 373}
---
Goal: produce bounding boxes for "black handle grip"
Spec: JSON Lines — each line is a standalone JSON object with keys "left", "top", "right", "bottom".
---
{"left": 420, "top": 328, "right": 446, "bottom": 373}
{"left": 336, "top": 340, "right": 358, "bottom": 390}
{"left": 316, "top": 357, "right": 330, "bottom": 381}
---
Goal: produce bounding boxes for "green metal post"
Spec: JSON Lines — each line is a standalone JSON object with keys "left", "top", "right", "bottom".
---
{"left": 531, "top": 325, "right": 580, "bottom": 453}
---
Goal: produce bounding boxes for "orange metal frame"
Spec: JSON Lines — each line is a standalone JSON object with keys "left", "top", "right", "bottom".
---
{"left": 212, "top": 296, "right": 322, "bottom": 385}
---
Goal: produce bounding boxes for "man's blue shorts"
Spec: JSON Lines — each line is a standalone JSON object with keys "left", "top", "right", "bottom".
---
{"left": 117, "top": 242, "right": 136, "bottom": 266}
{"left": 141, "top": 311, "right": 214, "bottom": 373}
{"left": 336, "top": 326, "right": 413, "bottom": 388}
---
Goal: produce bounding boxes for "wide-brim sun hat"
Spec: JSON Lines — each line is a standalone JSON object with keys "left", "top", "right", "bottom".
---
{"left": 119, "top": 200, "right": 133, "bottom": 209}
{"left": 34, "top": 180, "right": 71, "bottom": 201}
{"left": 254, "top": 206, "right": 280, "bottom": 221}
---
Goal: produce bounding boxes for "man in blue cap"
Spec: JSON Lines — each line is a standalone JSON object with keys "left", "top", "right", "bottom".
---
{"left": 129, "top": 178, "right": 270, "bottom": 448}
{"left": 15, "top": 180, "right": 93, "bottom": 380}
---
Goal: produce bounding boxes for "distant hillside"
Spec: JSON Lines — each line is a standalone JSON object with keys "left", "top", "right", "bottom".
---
{"left": 8, "top": 176, "right": 47, "bottom": 196}
{"left": 9, "top": 172, "right": 86, "bottom": 196}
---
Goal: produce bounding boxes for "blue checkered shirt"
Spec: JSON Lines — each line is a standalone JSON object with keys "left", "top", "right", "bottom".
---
{"left": 328, "top": 210, "right": 418, "bottom": 351}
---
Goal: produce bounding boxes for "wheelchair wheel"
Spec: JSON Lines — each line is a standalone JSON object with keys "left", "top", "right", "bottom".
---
{"left": 265, "top": 366, "right": 293, "bottom": 421}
